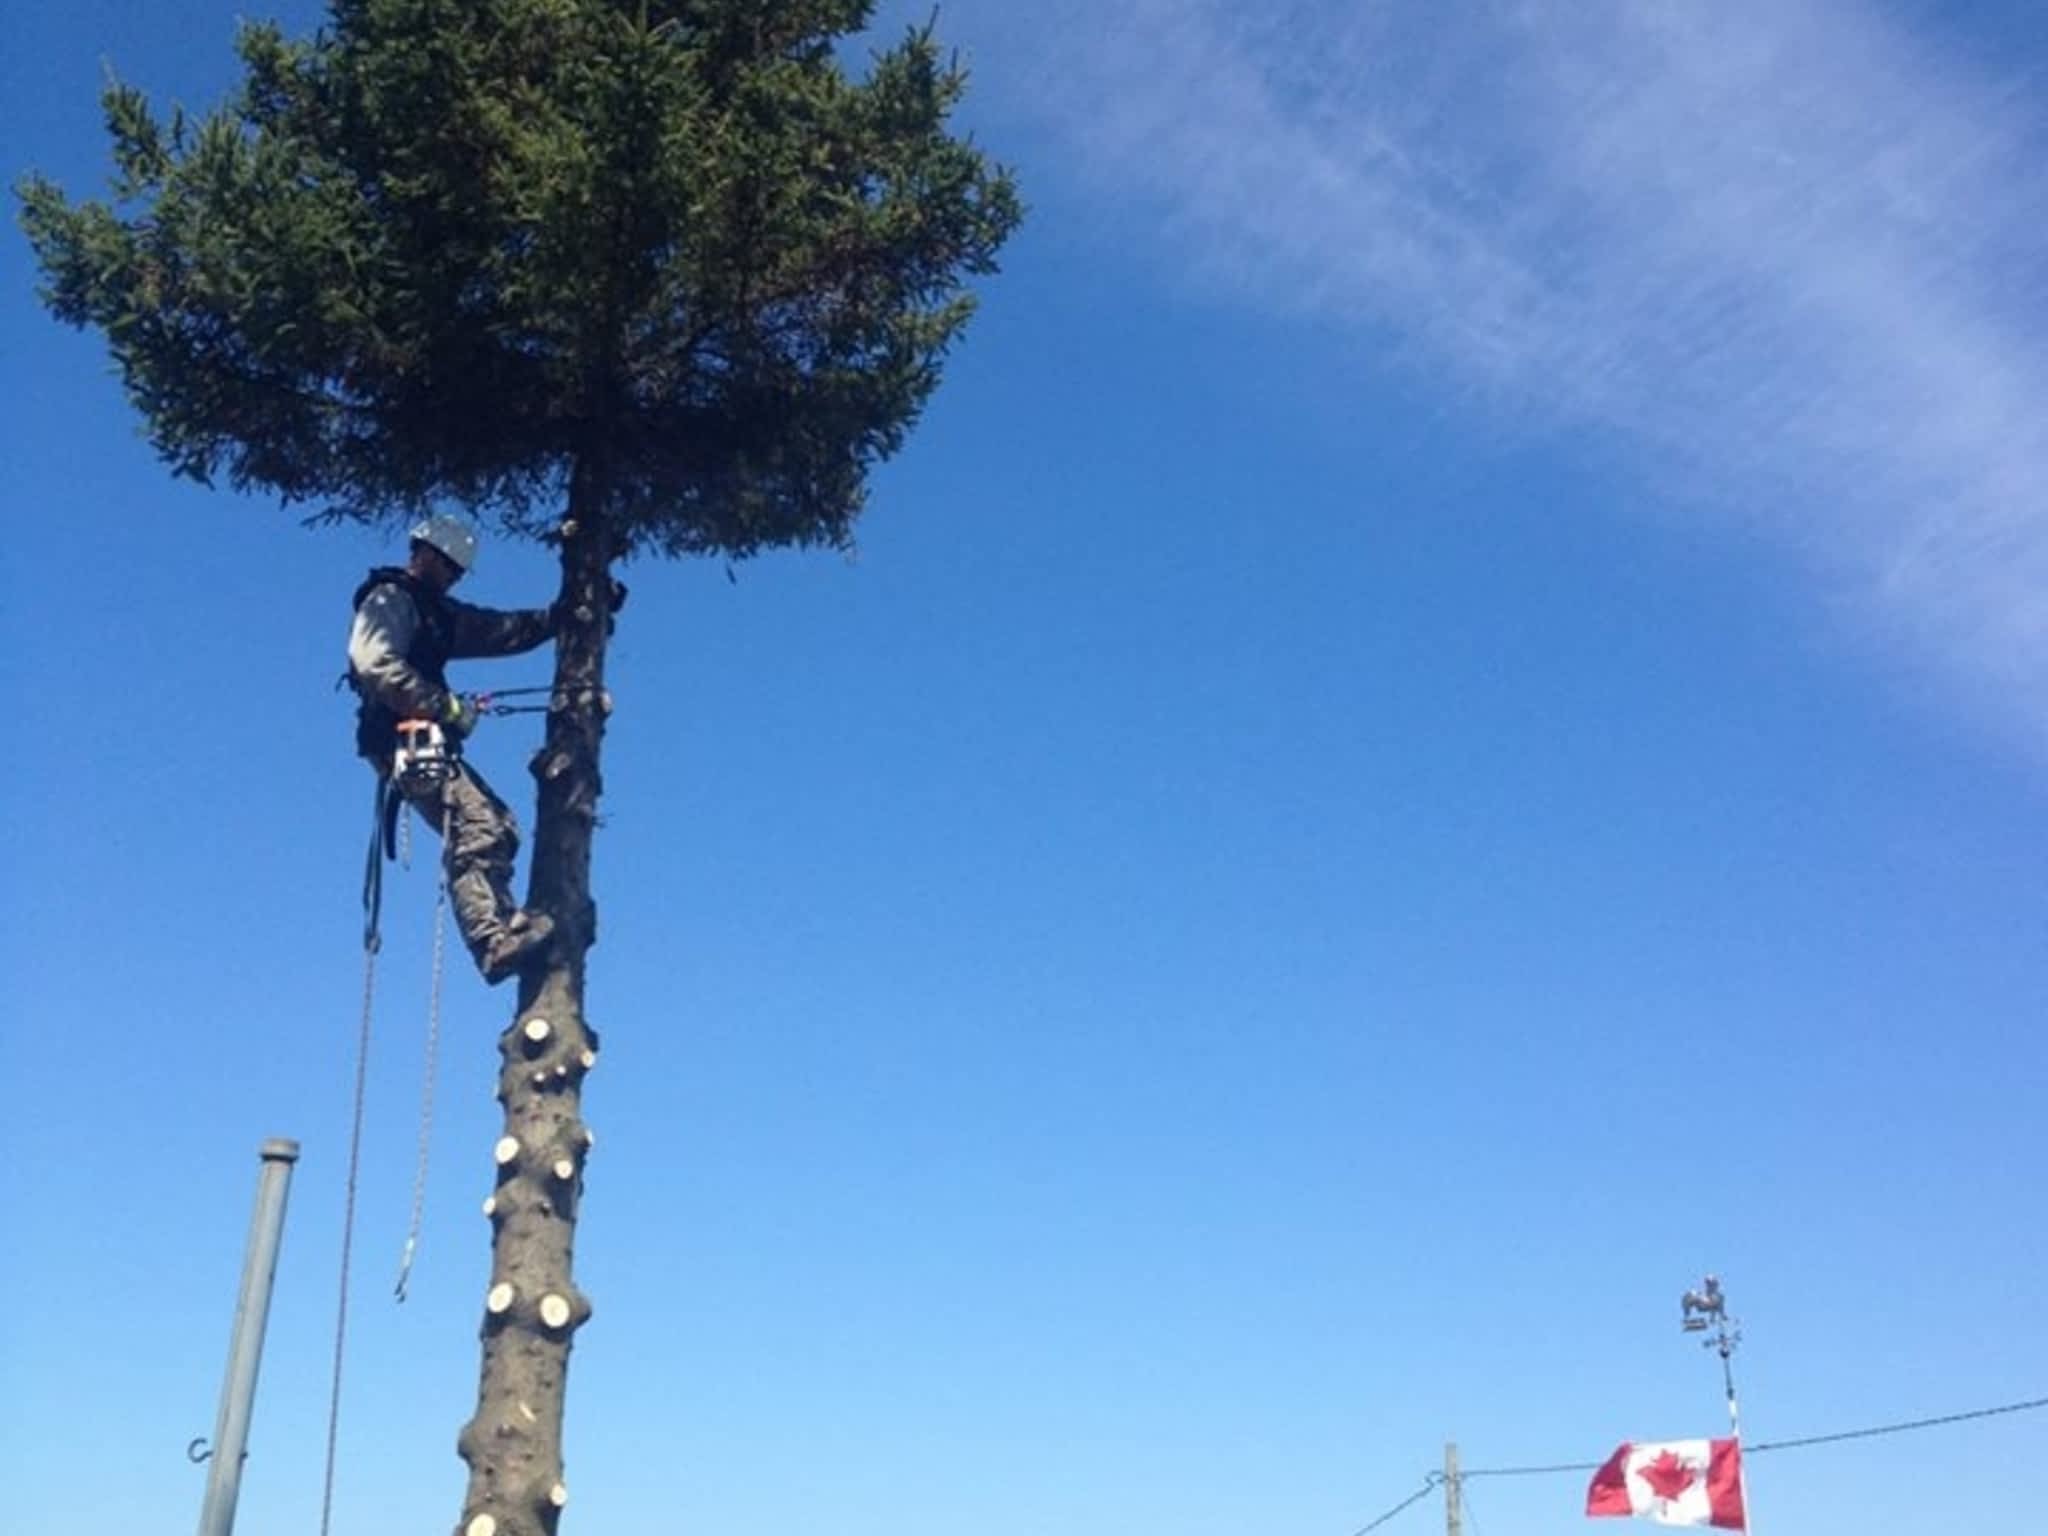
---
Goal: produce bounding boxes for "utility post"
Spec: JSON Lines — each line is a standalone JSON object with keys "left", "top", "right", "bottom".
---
{"left": 1443, "top": 1442, "right": 1462, "bottom": 1536}
{"left": 196, "top": 1137, "right": 300, "bottom": 1536}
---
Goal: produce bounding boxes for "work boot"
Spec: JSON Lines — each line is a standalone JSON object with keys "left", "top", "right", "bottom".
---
{"left": 480, "top": 910, "right": 556, "bottom": 985}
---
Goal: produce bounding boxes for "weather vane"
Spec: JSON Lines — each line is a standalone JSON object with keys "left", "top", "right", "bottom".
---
{"left": 1681, "top": 1274, "right": 1741, "bottom": 1364}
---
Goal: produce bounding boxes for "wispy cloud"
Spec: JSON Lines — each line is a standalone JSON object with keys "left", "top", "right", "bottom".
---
{"left": 962, "top": 0, "right": 2048, "bottom": 735}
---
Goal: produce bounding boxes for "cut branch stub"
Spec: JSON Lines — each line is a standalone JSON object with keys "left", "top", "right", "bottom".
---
{"left": 520, "top": 1017, "right": 552, "bottom": 1054}
{"left": 538, "top": 1293, "right": 573, "bottom": 1331}
{"left": 493, "top": 1136, "right": 520, "bottom": 1167}
{"left": 550, "top": 1157, "right": 576, "bottom": 1183}
{"left": 465, "top": 1516, "right": 497, "bottom": 1536}
{"left": 481, "top": 1195, "right": 498, "bottom": 1218}
{"left": 549, "top": 1483, "right": 569, "bottom": 1510}
{"left": 486, "top": 1282, "right": 516, "bottom": 1316}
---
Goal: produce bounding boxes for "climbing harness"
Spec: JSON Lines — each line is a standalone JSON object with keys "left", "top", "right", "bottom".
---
{"left": 359, "top": 706, "right": 471, "bottom": 948}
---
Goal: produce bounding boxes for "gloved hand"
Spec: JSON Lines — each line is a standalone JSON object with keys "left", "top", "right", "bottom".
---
{"left": 440, "top": 692, "right": 480, "bottom": 741}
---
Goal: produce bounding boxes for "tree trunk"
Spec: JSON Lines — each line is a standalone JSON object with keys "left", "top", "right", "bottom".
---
{"left": 455, "top": 477, "right": 614, "bottom": 1536}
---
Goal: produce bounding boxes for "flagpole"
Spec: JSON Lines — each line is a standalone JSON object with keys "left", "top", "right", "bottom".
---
{"left": 1682, "top": 1274, "right": 1753, "bottom": 1534}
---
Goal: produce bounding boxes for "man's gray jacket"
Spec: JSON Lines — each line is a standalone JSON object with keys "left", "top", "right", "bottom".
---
{"left": 348, "top": 566, "right": 553, "bottom": 758}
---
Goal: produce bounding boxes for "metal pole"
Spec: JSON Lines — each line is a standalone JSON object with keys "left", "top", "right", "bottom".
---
{"left": 1443, "top": 1443, "right": 1462, "bottom": 1536}
{"left": 1682, "top": 1274, "right": 1753, "bottom": 1535}
{"left": 197, "top": 1137, "right": 300, "bottom": 1536}
{"left": 1719, "top": 1336, "right": 1754, "bottom": 1535}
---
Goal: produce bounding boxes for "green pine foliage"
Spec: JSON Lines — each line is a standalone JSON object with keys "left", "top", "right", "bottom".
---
{"left": 20, "top": 0, "right": 1021, "bottom": 558}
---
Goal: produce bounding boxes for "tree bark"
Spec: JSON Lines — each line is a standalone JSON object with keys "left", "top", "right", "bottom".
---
{"left": 455, "top": 470, "right": 614, "bottom": 1536}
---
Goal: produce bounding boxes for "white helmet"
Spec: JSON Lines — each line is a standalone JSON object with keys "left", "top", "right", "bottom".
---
{"left": 409, "top": 513, "right": 479, "bottom": 573}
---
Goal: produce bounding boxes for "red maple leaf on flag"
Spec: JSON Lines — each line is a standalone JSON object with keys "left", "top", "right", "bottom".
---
{"left": 1638, "top": 1449, "right": 1701, "bottom": 1502}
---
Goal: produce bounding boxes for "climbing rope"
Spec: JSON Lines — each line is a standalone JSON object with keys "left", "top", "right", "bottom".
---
{"left": 394, "top": 804, "right": 452, "bottom": 1303}
{"left": 322, "top": 915, "right": 378, "bottom": 1536}
{"left": 325, "top": 778, "right": 455, "bottom": 1533}
{"left": 321, "top": 689, "right": 549, "bottom": 1520}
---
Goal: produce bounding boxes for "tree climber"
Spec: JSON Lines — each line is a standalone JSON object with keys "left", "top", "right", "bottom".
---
{"left": 347, "top": 514, "right": 559, "bottom": 984}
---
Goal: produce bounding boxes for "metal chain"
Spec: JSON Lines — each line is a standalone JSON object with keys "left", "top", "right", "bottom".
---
{"left": 394, "top": 804, "right": 451, "bottom": 1303}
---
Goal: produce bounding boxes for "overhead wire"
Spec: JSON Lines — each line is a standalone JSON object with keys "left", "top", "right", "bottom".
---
{"left": 1342, "top": 1393, "right": 2048, "bottom": 1532}
{"left": 1746, "top": 1394, "right": 2048, "bottom": 1453}
{"left": 1347, "top": 1477, "right": 1443, "bottom": 1535}
{"left": 1452, "top": 1394, "right": 2048, "bottom": 1477}
{"left": 1458, "top": 1457, "right": 1602, "bottom": 1480}
{"left": 1459, "top": 1475, "right": 1487, "bottom": 1536}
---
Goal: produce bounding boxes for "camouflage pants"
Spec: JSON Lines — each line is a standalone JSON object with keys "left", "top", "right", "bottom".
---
{"left": 396, "top": 761, "right": 524, "bottom": 973}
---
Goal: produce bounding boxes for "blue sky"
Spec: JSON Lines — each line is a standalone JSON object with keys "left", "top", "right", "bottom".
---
{"left": 3, "top": 2, "right": 2043, "bottom": 1534}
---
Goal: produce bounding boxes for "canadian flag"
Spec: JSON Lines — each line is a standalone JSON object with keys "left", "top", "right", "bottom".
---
{"left": 1585, "top": 1438, "right": 1746, "bottom": 1529}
